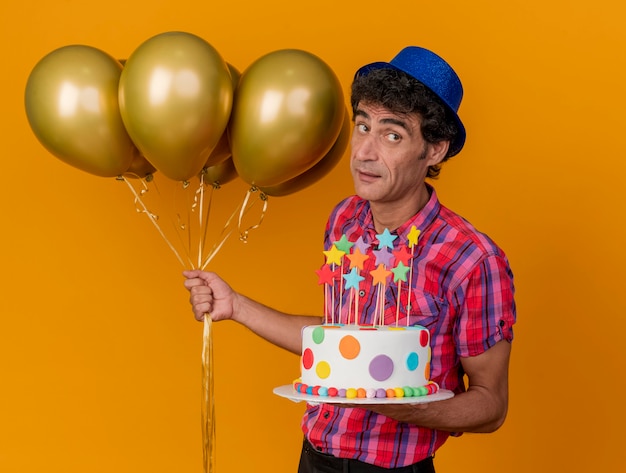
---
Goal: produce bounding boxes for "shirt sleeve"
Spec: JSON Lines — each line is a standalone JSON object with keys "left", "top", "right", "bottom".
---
{"left": 453, "top": 253, "right": 516, "bottom": 358}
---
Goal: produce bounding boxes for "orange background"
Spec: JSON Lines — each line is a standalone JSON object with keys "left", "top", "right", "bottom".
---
{"left": 2, "top": 0, "right": 625, "bottom": 472}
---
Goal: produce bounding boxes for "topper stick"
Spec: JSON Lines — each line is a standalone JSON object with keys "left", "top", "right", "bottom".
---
{"left": 339, "top": 259, "right": 344, "bottom": 322}
{"left": 378, "top": 284, "right": 384, "bottom": 326}
{"left": 331, "top": 269, "right": 335, "bottom": 325}
{"left": 406, "top": 226, "right": 421, "bottom": 326}
{"left": 395, "top": 280, "right": 402, "bottom": 326}
{"left": 406, "top": 247, "right": 415, "bottom": 327}
{"left": 323, "top": 282, "right": 328, "bottom": 323}
{"left": 346, "top": 286, "right": 353, "bottom": 325}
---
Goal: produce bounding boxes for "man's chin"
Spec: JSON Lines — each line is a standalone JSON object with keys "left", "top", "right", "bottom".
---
{"left": 353, "top": 186, "right": 382, "bottom": 203}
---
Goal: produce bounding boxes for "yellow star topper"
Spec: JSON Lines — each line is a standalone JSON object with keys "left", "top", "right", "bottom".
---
{"left": 408, "top": 225, "right": 421, "bottom": 249}
{"left": 323, "top": 244, "right": 345, "bottom": 266}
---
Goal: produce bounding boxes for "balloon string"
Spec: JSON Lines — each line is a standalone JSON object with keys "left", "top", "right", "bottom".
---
{"left": 202, "top": 315, "right": 216, "bottom": 473}
{"left": 148, "top": 177, "right": 195, "bottom": 268}
{"left": 197, "top": 174, "right": 205, "bottom": 269}
{"left": 198, "top": 182, "right": 227, "bottom": 270}
{"left": 122, "top": 176, "right": 222, "bottom": 473}
{"left": 200, "top": 188, "right": 268, "bottom": 270}
{"left": 237, "top": 187, "right": 268, "bottom": 243}
{"left": 176, "top": 180, "right": 195, "bottom": 268}
{"left": 120, "top": 176, "right": 186, "bottom": 268}
{"left": 200, "top": 189, "right": 266, "bottom": 473}
{"left": 199, "top": 197, "right": 240, "bottom": 271}
{"left": 194, "top": 174, "right": 212, "bottom": 269}
{"left": 196, "top": 179, "right": 220, "bottom": 473}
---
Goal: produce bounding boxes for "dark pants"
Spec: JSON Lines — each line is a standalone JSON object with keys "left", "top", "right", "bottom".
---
{"left": 298, "top": 439, "right": 436, "bottom": 473}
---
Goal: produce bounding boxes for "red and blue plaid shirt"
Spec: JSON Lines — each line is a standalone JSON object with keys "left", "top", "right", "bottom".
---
{"left": 301, "top": 185, "right": 516, "bottom": 468}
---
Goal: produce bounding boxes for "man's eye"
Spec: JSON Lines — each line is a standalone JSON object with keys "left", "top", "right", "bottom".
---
{"left": 387, "top": 133, "right": 401, "bottom": 142}
{"left": 356, "top": 123, "right": 368, "bottom": 132}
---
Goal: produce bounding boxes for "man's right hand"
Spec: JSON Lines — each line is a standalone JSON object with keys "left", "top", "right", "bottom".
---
{"left": 182, "top": 270, "right": 237, "bottom": 322}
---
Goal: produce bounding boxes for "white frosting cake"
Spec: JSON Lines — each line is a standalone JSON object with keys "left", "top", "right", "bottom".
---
{"left": 295, "top": 324, "right": 436, "bottom": 399}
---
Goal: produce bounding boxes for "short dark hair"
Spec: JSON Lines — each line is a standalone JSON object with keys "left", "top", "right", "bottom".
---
{"left": 351, "top": 68, "right": 459, "bottom": 179}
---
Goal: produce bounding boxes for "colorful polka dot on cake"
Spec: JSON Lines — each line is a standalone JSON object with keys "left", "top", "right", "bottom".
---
{"left": 302, "top": 348, "right": 314, "bottom": 370}
{"left": 312, "top": 326, "right": 325, "bottom": 344}
{"left": 316, "top": 361, "right": 331, "bottom": 379}
{"left": 339, "top": 335, "right": 360, "bottom": 359}
{"left": 369, "top": 354, "right": 394, "bottom": 381}
{"left": 406, "top": 352, "right": 419, "bottom": 371}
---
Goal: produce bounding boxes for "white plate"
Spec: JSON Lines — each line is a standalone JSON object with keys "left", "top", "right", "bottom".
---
{"left": 273, "top": 384, "right": 454, "bottom": 405}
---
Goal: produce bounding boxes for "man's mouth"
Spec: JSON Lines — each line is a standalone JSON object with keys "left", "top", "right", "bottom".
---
{"left": 355, "top": 169, "right": 380, "bottom": 181}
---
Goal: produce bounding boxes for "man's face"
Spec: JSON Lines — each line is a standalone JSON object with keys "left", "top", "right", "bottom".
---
{"left": 350, "top": 102, "right": 442, "bottom": 206}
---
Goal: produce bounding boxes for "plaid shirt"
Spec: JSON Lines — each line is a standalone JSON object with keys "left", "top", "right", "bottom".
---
{"left": 301, "top": 185, "right": 516, "bottom": 468}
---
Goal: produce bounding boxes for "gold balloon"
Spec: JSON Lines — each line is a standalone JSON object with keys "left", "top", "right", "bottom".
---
{"left": 231, "top": 49, "right": 344, "bottom": 187}
{"left": 203, "top": 131, "right": 232, "bottom": 168}
{"left": 260, "top": 109, "right": 350, "bottom": 197}
{"left": 123, "top": 147, "right": 157, "bottom": 179}
{"left": 203, "top": 63, "right": 241, "bottom": 168}
{"left": 119, "top": 32, "right": 233, "bottom": 182}
{"left": 201, "top": 158, "right": 238, "bottom": 187}
{"left": 225, "top": 63, "right": 241, "bottom": 93}
{"left": 25, "top": 45, "right": 135, "bottom": 177}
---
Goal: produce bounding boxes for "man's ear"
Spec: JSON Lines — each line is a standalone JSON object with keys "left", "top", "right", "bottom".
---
{"left": 427, "top": 140, "right": 450, "bottom": 165}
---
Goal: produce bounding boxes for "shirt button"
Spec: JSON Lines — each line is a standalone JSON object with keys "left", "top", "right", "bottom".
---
{"left": 359, "top": 290, "right": 365, "bottom": 297}
{"left": 323, "top": 411, "right": 330, "bottom": 419}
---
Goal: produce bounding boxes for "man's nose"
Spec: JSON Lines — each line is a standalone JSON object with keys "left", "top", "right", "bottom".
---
{"left": 353, "top": 135, "right": 376, "bottom": 161}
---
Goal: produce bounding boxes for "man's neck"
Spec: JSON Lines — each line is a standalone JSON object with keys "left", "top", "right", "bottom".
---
{"left": 369, "top": 184, "right": 431, "bottom": 233}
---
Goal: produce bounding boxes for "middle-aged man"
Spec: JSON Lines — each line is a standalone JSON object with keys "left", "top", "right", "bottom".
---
{"left": 184, "top": 46, "right": 516, "bottom": 473}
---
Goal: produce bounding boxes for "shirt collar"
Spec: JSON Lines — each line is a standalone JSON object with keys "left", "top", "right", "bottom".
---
{"left": 360, "top": 183, "right": 441, "bottom": 242}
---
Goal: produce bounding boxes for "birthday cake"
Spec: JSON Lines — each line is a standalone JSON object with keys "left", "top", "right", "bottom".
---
{"left": 289, "top": 225, "right": 439, "bottom": 400}
{"left": 294, "top": 323, "right": 437, "bottom": 399}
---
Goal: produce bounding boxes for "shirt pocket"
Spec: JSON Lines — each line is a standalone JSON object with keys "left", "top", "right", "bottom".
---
{"left": 405, "top": 291, "right": 447, "bottom": 330}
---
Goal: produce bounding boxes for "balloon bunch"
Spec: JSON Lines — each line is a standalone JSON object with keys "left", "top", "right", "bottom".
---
{"left": 25, "top": 31, "right": 348, "bottom": 268}
{"left": 24, "top": 31, "right": 348, "bottom": 473}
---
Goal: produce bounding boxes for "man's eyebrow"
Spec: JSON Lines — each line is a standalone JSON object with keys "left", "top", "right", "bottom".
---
{"left": 353, "top": 109, "right": 370, "bottom": 120}
{"left": 354, "top": 108, "right": 413, "bottom": 136}
{"left": 380, "top": 117, "right": 412, "bottom": 135}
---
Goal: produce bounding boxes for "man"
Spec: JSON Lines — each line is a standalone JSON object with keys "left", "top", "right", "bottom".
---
{"left": 184, "top": 46, "right": 516, "bottom": 473}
